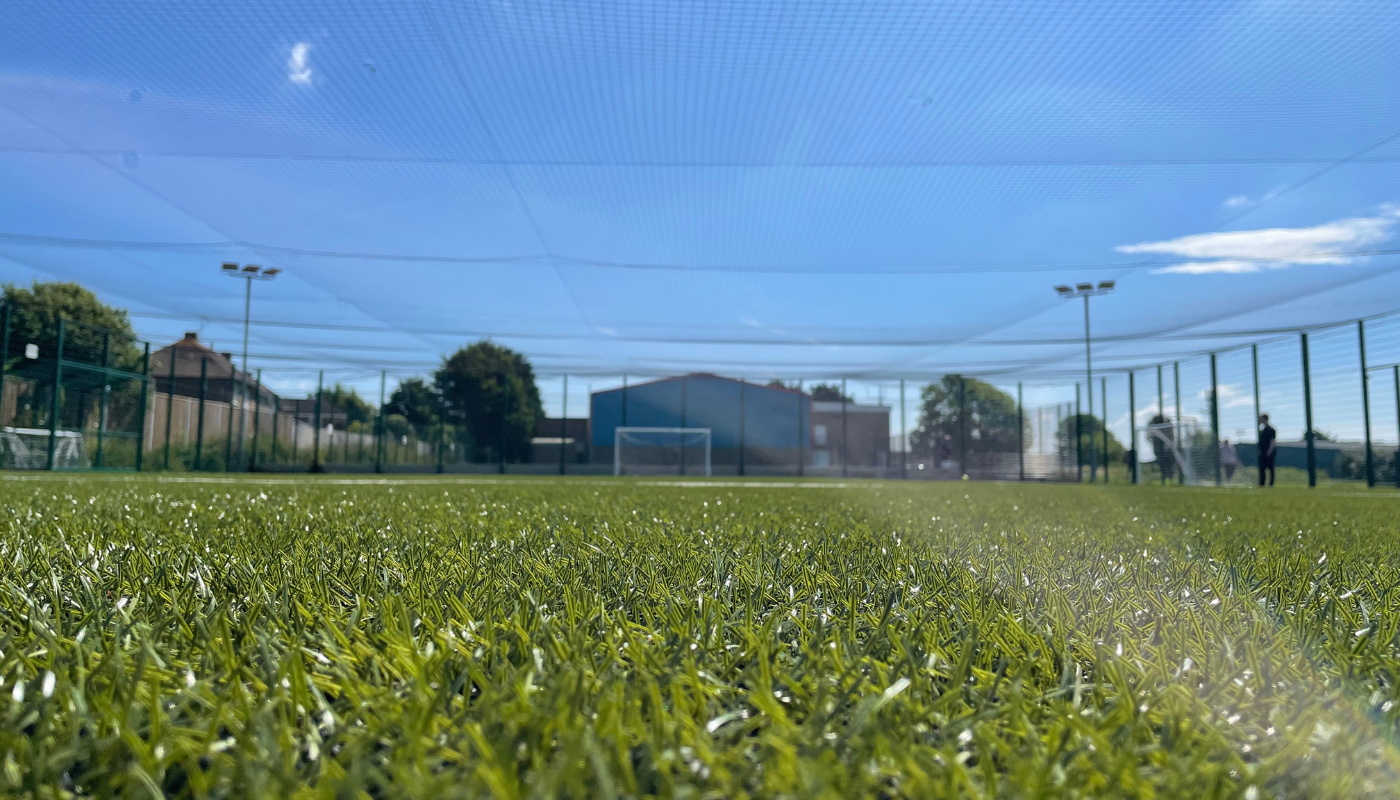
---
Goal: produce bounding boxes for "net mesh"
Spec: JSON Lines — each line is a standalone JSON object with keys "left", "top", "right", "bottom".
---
{"left": 615, "top": 428, "right": 711, "bottom": 477}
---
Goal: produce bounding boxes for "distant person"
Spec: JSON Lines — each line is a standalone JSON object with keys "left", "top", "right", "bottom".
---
{"left": 937, "top": 434, "right": 954, "bottom": 470}
{"left": 1219, "top": 438, "right": 1239, "bottom": 481}
{"left": 1257, "top": 414, "right": 1277, "bottom": 486}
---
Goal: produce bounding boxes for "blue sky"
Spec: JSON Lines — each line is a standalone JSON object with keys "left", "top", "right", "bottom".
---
{"left": 1, "top": 0, "right": 1398, "bottom": 446}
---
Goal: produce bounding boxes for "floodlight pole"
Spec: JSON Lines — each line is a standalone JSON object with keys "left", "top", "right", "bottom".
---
{"left": 1056, "top": 282, "right": 1114, "bottom": 482}
{"left": 222, "top": 263, "right": 277, "bottom": 469}
{"left": 1083, "top": 294, "right": 1096, "bottom": 482}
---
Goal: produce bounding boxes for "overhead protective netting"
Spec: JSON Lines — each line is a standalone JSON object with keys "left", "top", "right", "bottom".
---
{"left": 1, "top": 0, "right": 1399, "bottom": 388}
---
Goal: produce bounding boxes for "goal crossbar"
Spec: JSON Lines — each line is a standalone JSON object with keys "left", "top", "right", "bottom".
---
{"left": 614, "top": 427, "right": 712, "bottom": 476}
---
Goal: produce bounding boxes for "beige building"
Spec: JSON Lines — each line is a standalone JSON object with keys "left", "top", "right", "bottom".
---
{"left": 808, "top": 401, "right": 890, "bottom": 470}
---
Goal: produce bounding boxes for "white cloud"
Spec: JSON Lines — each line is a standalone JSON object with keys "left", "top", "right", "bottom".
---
{"left": 1118, "top": 206, "right": 1400, "bottom": 275}
{"left": 288, "top": 42, "right": 313, "bottom": 85}
{"left": 1223, "top": 195, "right": 1250, "bottom": 208}
{"left": 1152, "top": 260, "right": 1268, "bottom": 275}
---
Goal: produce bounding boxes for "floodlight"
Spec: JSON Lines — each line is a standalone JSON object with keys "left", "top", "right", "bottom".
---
{"left": 1054, "top": 285, "right": 1072, "bottom": 295}
{"left": 1075, "top": 282, "right": 1093, "bottom": 292}
{"left": 221, "top": 262, "right": 239, "bottom": 272}
{"left": 242, "top": 264, "right": 261, "bottom": 273}
{"left": 261, "top": 267, "right": 281, "bottom": 277}
{"left": 1098, "top": 280, "right": 1115, "bottom": 290}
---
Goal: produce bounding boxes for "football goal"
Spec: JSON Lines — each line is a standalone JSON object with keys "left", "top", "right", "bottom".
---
{"left": 614, "top": 427, "right": 712, "bottom": 476}
{"left": 1145, "top": 418, "right": 1219, "bottom": 484}
{"left": 0, "top": 426, "right": 86, "bottom": 470}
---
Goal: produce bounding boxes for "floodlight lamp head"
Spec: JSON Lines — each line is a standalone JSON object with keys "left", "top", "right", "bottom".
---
{"left": 221, "top": 262, "right": 239, "bottom": 272}
{"left": 242, "top": 264, "right": 261, "bottom": 273}
{"left": 261, "top": 267, "right": 281, "bottom": 278}
{"left": 1097, "top": 280, "right": 1116, "bottom": 291}
{"left": 1075, "top": 282, "right": 1094, "bottom": 293}
{"left": 1054, "top": 285, "right": 1073, "bottom": 296}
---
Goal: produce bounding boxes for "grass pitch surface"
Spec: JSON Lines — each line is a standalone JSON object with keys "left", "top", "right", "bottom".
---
{"left": 3, "top": 475, "right": 1400, "bottom": 798}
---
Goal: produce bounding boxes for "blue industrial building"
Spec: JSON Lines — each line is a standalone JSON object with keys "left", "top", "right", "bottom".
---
{"left": 591, "top": 374, "right": 809, "bottom": 471}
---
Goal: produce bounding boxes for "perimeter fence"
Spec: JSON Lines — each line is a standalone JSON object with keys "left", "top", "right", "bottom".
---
{"left": 3, "top": 304, "right": 1399, "bottom": 486}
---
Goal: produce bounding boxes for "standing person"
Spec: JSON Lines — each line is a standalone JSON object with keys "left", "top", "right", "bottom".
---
{"left": 1257, "top": 414, "right": 1277, "bottom": 486}
{"left": 1219, "top": 438, "right": 1240, "bottom": 481}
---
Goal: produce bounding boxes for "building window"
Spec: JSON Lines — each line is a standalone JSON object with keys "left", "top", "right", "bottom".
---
{"left": 813, "top": 424, "right": 827, "bottom": 446}
{"left": 812, "top": 450, "right": 830, "bottom": 468}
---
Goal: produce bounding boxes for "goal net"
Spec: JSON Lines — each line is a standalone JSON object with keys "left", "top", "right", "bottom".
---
{"left": 1145, "top": 419, "right": 1218, "bottom": 485}
{"left": 614, "top": 427, "right": 712, "bottom": 476}
{"left": 0, "top": 427, "right": 87, "bottom": 470}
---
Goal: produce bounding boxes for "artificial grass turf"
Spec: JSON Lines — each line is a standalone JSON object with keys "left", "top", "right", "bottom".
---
{"left": 3, "top": 475, "right": 1399, "bottom": 798}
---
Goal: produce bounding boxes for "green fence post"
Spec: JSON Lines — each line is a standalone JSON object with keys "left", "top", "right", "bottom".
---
{"left": 271, "top": 401, "right": 279, "bottom": 464}
{"left": 95, "top": 332, "right": 110, "bottom": 468}
{"left": 374, "top": 370, "right": 385, "bottom": 474}
{"left": 842, "top": 377, "right": 850, "bottom": 478}
{"left": 312, "top": 371, "right": 323, "bottom": 472}
{"left": 738, "top": 377, "right": 746, "bottom": 477}
{"left": 47, "top": 318, "right": 64, "bottom": 470}
{"left": 900, "top": 379, "right": 907, "bottom": 478}
{"left": 797, "top": 379, "right": 805, "bottom": 478}
{"left": 498, "top": 377, "right": 509, "bottom": 475}
{"left": 1210, "top": 353, "right": 1221, "bottom": 486}
{"left": 1017, "top": 381, "right": 1024, "bottom": 481}
{"left": 1394, "top": 365, "right": 1400, "bottom": 489}
{"left": 1359, "top": 320, "right": 1374, "bottom": 487}
{"left": 135, "top": 341, "right": 149, "bottom": 472}
{"left": 1173, "top": 362, "right": 1183, "bottom": 484}
{"left": 0, "top": 303, "right": 8, "bottom": 437}
{"left": 1301, "top": 333, "right": 1316, "bottom": 488}
{"left": 1156, "top": 365, "right": 1165, "bottom": 484}
{"left": 1075, "top": 384, "right": 1083, "bottom": 481}
{"left": 224, "top": 363, "right": 235, "bottom": 471}
{"left": 250, "top": 369, "right": 262, "bottom": 471}
{"left": 1128, "top": 371, "right": 1137, "bottom": 484}
{"left": 436, "top": 391, "right": 446, "bottom": 474}
{"left": 195, "top": 357, "right": 208, "bottom": 471}
{"left": 1100, "top": 376, "right": 1108, "bottom": 483}
{"left": 1251, "top": 344, "right": 1261, "bottom": 442}
{"left": 679, "top": 376, "right": 688, "bottom": 476}
{"left": 163, "top": 349, "right": 175, "bottom": 470}
{"left": 1056, "top": 402, "right": 1064, "bottom": 475}
{"left": 560, "top": 374, "right": 568, "bottom": 476}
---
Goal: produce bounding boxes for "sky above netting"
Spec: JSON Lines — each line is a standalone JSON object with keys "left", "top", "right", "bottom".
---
{"left": 2, "top": 0, "right": 1399, "bottom": 406}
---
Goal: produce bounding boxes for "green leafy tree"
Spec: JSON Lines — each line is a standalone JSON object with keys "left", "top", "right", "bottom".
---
{"left": 808, "top": 383, "right": 852, "bottom": 403}
{"left": 435, "top": 342, "right": 543, "bottom": 462}
{"left": 321, "top": 383, "right": 373, "bottom": 426}
{"left": 386, "top": 377, "right": 440, "bottom": 429}
{"left": 3, "top": 281, "right": 140, "bottom": 369}
{"left": 912, "top": 376, "right": 1026, "bottom": 456}
{"left": 3, "top": 282, "right": 144, "bottom": 432}
{"left": 1055, "top": 414, "right": 1126, "bottom": 464}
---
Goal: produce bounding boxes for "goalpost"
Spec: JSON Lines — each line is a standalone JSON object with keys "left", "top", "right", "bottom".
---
{"left": 1145, "top": 418, "right": 1216, "bottom": 484}
{"left": 614, "top": 427, "right": 712, "bottom": 476}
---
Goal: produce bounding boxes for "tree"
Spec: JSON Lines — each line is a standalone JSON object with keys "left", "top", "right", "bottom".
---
{"left": 323, "top": 383, "right": 374, "bottom": 426}
{"left": 386, "top": 377, "right": 440, "bottom": 430}
{"left": 3, "top": 281, "right": 140, "bottom": 369}
{"left": 808, "top": 383, "right": 852, "bottom": 403}
{"left": 912, "top": 376, "right": 1026, "bottom": 458}
{"left": 435, "top": 342, "right": 543, "bottom": 462}
{"left": 1055, "top": 414, "right": 1125, "bottom": 464}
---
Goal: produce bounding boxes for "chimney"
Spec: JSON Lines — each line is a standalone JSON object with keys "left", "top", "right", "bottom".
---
{"left": 221, "top": 352, "right": 234, "bottom": 361}
{"left": 182, "top": 332, "right": 198, "bottom": 343}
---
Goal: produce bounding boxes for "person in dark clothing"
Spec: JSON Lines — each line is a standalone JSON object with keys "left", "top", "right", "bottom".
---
{"left": 1257, "top": 413, "right": 1277, "bottom": 486}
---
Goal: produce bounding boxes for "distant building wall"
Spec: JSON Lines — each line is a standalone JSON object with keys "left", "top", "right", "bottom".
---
{"left": 591, "top": 374, "right": 809, "bottom": 465}
{"left": 809, "top": 402, "right": 890, "bottom": 469}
